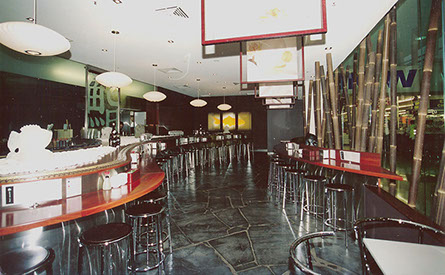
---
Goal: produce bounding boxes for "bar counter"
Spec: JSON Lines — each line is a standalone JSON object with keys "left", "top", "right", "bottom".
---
{"left": 0, "top": 157, "right": 164, "bottom": 236}
{"left": 275, "top": 142, "right": 403, "bottom": 181}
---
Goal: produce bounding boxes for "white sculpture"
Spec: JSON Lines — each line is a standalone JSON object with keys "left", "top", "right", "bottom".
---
{"left": 7, "top": 125, "right": 53, "bottom": 162}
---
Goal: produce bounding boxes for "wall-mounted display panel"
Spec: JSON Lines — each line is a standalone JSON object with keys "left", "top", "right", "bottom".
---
{"left": 263, "top": 97, "right": 295, "bottom": 105}
{"left": 267, "top": 104, "right": 293, "bottom": 109}
{"left": 202, "top": 0, "right": 327, "bottom": 44}
{"left": 255, "top": 82, "right": 296, "bottom": 98}
{"left": 241, "top": 37, "right": 304, "bottom": 83}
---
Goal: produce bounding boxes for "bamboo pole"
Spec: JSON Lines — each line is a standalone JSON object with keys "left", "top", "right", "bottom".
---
{"left": 335, "top": 69, "right": 340, "bottom": 114}
{"left": 369, "top": 30, "right": 384, "bottom": 152}
{"left": 389, "top": 7, "right": 398, "bottom": 196}
{"left": 321, "top": 65, "right": 334, "bottom": 148}
{"left": 315, "top": 62, "right": 323, "bottom": 147}
{"left": 433, "top": 140, "right": 445, "bottom": 227}
{"left": 326, "top": 53, "right": 341, "bottom": 149}
{"left": 376, "top": 14, "right": 390, "bottom": 155}
{"left": 408, "top": 0, "right": 441, "bottom": 207}
{"left": 354, "top": 40, "right": 367, "bottom": 151}
{"left": 341, "top": 65, "right": 353, "bottom": 148}
{"left": 303, "top": 83, "right": 308, "bottom": 136}
{"left": 360, "top": 51, "right": 376, "bottom": 152}
{"left": 321, "top": 114, "right": 326, "bottom": 147}
{"left": 308, "top": 80, "right": 313, "bottom": 135}
{"left": 351, "top": 54, "right": 358, "bottom": 149}
{"left": 335, "top": 69, "right": 342, "bottom": 145}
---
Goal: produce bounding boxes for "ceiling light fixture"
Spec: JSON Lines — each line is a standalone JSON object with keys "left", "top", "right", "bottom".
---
{"left": 96, "top": 30, "right": 132, "bottom": 88}
{"left": 0, "top": 0, "right": 70, "bottom": 56}
{"left": 113, "top": 0, "right": 122, "bottom": 4}
{"left": 190, "top": 78, "right": 207, "bottom": 107}
{"left": 143, "top": 64, "right": 167, "bottom": 102}
{"left": 217, "top": 87, "right": 232, "bottom": 111}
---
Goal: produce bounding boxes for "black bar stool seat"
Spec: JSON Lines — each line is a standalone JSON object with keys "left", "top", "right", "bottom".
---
{"left": 324, "top": 183, "right": 354, "bottom": 192}
{"left": 0, "top": 246, "right": 55, "bottom": 275}
{"left": 138, "top": 189, "right": 167, "bottom": 204}
{"left": 304, "top": 175, "right": 326, "bottom": 181}
{"left": 78, "top": 222, "right": 132, "bottom": 274}
{"left": 80, "top": 223, "right": 132, "bottom": 245}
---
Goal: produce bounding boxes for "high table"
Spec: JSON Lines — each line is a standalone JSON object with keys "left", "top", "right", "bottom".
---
{"left": 363, "top": 238, "right": 445, "bottom": 274}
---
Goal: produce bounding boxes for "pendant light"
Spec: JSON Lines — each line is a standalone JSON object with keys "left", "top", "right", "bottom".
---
{"left": 143, "top": 64, "right": 167, "bottom": 102}
{"left": 0, "top": 0, "right": 70, "bottom": 56}
{"left": 190, "top": 78, "right": 207, "bottom": 107}
{"left": 96, "top": 30, "right": 132, "bottom": 88}
{"left": 217, "top": 87, "right": 232, "bottom": 111}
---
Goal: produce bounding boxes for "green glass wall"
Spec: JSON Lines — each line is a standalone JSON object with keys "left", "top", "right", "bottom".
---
{"left": 339, "top": 0, "right": 444, "bottom": 216}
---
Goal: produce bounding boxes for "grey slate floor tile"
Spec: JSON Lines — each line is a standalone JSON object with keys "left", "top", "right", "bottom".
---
{"left": 141, "top": 152, "right": 361, "bottom": 274}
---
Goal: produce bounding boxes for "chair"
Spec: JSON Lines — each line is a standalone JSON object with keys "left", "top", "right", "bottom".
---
{"left": 354, "top": 217, "right": 445, "bottom": 275}
{"left": 289, "top": 231, "right": 335, "bottom": 275}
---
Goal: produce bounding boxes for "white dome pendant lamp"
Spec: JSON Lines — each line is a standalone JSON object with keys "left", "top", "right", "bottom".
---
{"left": 217, "top": 87, "right": 232, "bottom": 111}
{"left": 190, "top": 78, "right": 207, "bottom": 107}
{"left": 96, "top": 30, "right": 132, "bottom": 89}
{"left": 0, "top": 0, "right": 70, "bottom": 56}
{"left": 143, "top": 64, "right": 166, "bottom": 102}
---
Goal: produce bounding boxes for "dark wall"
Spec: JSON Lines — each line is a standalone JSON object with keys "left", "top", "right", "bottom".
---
{"left": 186, "top": 95, "right": 268, "bottom": 150}
{"left": 0, "top": 71, "right": 85, "bottom": 141}
{"left": 267, "top": 100, "right": 304, "bottom": 151}
{"left": 0, "top": 71, "right": 273, "bottom": 152}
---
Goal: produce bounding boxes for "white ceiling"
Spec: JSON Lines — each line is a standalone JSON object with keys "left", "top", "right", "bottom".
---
{"left": 0, "top": 0, "right": 397, "bottom": 99}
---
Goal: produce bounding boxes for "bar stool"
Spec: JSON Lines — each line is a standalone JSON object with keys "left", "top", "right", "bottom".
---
{"left": 156, "top": 157, "right": 171, "bottom": 191}
{"left": 301, "top": 172, "right": 328, "bottom": 220}
{"left": 0, "top": 246, "right": 55, "bottom": 275}
{"left": 267, "top": 158, "right": 285, "bottom": 196}
{"left": 137, "top": 189, "right": 172, "bottom": 254}
{"left": 323, "top": 183, "right": 355, "bottom": 246}
{"left": 276, "top": 163, "right": 292, "bottom": 206}
{"left": 126, "top": 203, "right": 165, "bottom": 274}
{"left": 78, "top": 223, "right": 133, "bottom": 275}
{"left": 283, "top": 168, "right": 306, "bottom": 211}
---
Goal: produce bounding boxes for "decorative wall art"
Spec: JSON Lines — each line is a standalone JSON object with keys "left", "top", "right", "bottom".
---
{"left": 202, "top": 0, "right": 327, "bottom": 44}
{"left": 208, "top": 113, "right": 221, "bottom": 131}
{"left": 87, "top": 72, "right": 119, "bottom": 129}
{"left": 222, "top": 112, "right": 236, "bottom": 130}
{"left": 237, "top": 112, "right": 252, "bottom": 130}
{"left": 207, "top": 112, "right": 252, "bottom": 131}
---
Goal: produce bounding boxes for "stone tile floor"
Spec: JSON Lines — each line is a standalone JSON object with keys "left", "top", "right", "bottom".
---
{"left": 145, "top": 152, "right": 362, "bottom": 274}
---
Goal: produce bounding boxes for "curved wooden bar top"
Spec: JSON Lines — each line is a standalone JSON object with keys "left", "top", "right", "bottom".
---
{"left": 0, "top": 156, "right": 164, "bottom": 236}
{"left": 276, "top": 143, "right": 403, "bottom": 181}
